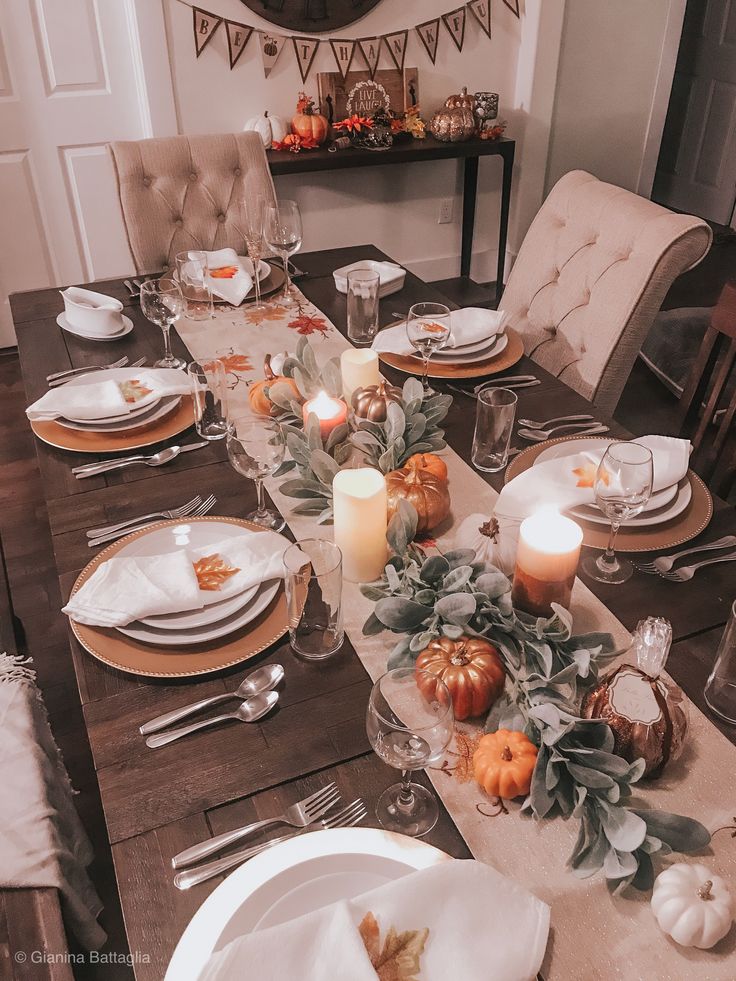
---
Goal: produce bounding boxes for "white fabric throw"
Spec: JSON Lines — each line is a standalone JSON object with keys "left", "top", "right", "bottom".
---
{"left": 62, "top": 531, "right": 289, "bottom": 627}
{"left": 199, "top": 859, "right": 550, "bottom": 981}
{"left": 371, "top": 307, "right": 507, "bottom": 356}
{"left": 26, "top": 368, "right": 190, "bottom": 421}
{"left": 203, "top": 248, "right": 254, "bottom": 306}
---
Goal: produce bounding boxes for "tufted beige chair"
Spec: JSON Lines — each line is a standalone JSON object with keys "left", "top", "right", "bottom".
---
{"left": 502, "top": 170, "right": 712, "bottom": 414}
{"left": 109, "top": 133, "right": 277, "bottom": 275}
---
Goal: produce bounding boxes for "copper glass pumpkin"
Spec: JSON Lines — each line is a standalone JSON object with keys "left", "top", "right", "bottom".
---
{"left": 386, "top": 460, "right": 451, "bottom": 534}
{"left": 429, "top": 87, "right": 477, "bottom": 143}
{"left": 351, "top": 381, "right": 402, "bottom": 422}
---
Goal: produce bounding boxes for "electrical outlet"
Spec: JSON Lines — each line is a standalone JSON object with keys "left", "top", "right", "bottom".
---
{"left": 438, "top": 198, "right": 453, "bottom": 224}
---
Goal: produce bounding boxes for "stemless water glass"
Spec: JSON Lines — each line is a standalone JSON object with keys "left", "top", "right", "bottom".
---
{"left": 139, "top": 278, "right": 187, "bottom": 370}
{"left": 582, "top": 442, "right": 654, "bottom": 584}
{"left": 347, "top": 268, "right": 380, "bottom": 346}
{"left": 406, "top": 302, "right": 451, "bottom": 390}
{"left": 227, "top": 416, "right": 285, "bottom": 531}
{"left": 471, "top": 387, "right": 518, "bottom": 472}
{"left": 366, "top": 667, "right": 454, "bottom": 837}
{"left": 704, "top": 600, "right": 736, "bottom": 724}
{"left": 283, "top": 539, "right": 344, "bottom": 660}
{"left": 175, "top": 250, "right": 213, "bottom": 321}
{"left": 264, "top": 200, "right": 303, "bottom": 306}
{"left": 242, "top": 196, "right": 267, "bottom": 313}
{"left": 188, "top": 359, "right": 229, "bottom": 440}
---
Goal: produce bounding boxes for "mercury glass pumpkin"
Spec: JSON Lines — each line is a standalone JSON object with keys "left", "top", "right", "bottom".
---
{"left": 429, "top": 87, "right": 477, "bottom": 143}
{"left": 351, "top": 381, "right": 402, "bottom": 422}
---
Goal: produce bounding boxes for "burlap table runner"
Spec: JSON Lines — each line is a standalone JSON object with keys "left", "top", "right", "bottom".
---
{"left": 177, "top": 291, "right": 736, "bottom": 979}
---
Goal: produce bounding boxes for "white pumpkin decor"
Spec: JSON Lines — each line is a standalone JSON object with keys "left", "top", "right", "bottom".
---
{"left": 244, "top": 111, "right": 289, "bottom": 149}
{"left": 455, "top": 512, "right": 518, "bottom": 576}
{"left": 268, "top": 351, "right": 292, "bottom": 376}
{"left": 651, "top": 863, "right": 733, "bottom": 949}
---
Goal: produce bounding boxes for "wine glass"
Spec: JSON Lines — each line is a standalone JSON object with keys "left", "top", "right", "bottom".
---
{"left": 406, "top": 302, "right": 451, "bottom": 391}
{"left": 582, "top": 441, "right": 654, "bottom": 584}
{"left": 139, "top": 278, "right": 187, "bottom": 369}
{"left": 264, "top": 200, "right": 303, "bottom": 306}
{"left": 241, "top": 196, "right": 267, "bottom": 313}
{"left": 227, "top": 416, "right": 285, "bottom": 531}
{"left": 366, "top": 667, "right": 454, "bottom": 837}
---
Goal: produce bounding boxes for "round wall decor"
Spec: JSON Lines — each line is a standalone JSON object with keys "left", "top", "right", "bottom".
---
{"left": 240, "top": 0, "right": 384, "bottom": 33}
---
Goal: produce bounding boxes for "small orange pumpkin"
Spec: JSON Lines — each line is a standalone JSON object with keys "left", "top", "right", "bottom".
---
{"left": 248, "top": 354, "right": 301, "bottom": 417}
{"left": 415, "top": 636, "right": 505, "bottom": 720}
{"left": 386, "top": 460, "right": 450, "bottom": 534}
{"left": 406, "top": 452, "right": 448, "bottom": 483}
{"left": 291, "top": 93, "right": 329, "bottom": 145}
{"left": 473, "top": 729, "right": 538, "bottom": 799}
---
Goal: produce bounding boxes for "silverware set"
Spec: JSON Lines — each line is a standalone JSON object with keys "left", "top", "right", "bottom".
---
{"left": 46, "top": 356, "right": 146, "bottom": 387}
{"left": 87, "top": 493, "right": 217, "bottom": 547}
{"left": 446, "top": 375, "right": 540, "bottom": 398}
{"left": 634, "top": 536, "right": 736, "bottom": 582}
{"left": 73, "top": 441, "right": 210, "bottom": 481}
{"left": 124, "top": 278, "right": 144, "bottom": 299}
{"left": 517, "top": 418, "right": 610, "bottom": 442}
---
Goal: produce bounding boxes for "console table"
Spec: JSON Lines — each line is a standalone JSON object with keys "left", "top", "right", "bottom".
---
{"left": 267, "top": 136, "right": 515, "bottom": 304}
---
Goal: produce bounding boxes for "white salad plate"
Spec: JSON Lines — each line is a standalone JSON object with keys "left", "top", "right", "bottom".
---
{"left": 61, "top": 367, "right": 162, "bottom": 423}
{"left": 57, "top": 395, "right": 181, "bottom": 434}
{"left": 432, "top": 332, "right": 508, "bottom": 364}
{"left": 434, "top": 332, "right": 505, "bottom": 356}
{"left": 165, "top": 828, "right": 450, "bottom": 981}
{"left": 57, "top": 312, "right": 134, "bottom": 342}
{"left": 138, "top": 581, "right": 260, "bottom": 630}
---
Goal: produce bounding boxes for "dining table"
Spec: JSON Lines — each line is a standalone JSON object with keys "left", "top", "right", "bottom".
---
{"left": 10, "top": 244, "right": 736, "bottom": 980}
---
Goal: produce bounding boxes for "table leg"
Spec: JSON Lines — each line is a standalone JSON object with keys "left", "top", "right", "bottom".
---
{"left": 461, "top": 156, "right": 479, "bottom": 279}
{"left": 497, "top": 145, "right": 515, "bottom": 304}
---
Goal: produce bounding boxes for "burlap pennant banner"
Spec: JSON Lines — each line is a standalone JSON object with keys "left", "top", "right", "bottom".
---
{"left": 329, "top": 38, "right": 357, "bottom": 79}
{"left": 225, "top": 20, "right": 253, "bottom": 70}
{"left": 416, "top": 19, "right": 441, "bottom": 65}
{"left": 467, "top": 0, "right": 492, "bottom": 38}
{"left": 259, "top": 32, "right": 287, "bottom": 78}
{"left": 383, "top": 30, "right": 408, "bottom": 71}
{"left": 292, "top": 36, "right": 320, "bottom": 83}
{"left": 192, "top": 6, "right": 222, "bottom": 57}
{"left": 357, "top": 37, "right": 381, "bottom": 79}
{"left": 442, "top": 6, "right": 467, "bottom": 51}
{"left": 503, "top": 0, "right": 520, "bottom": 17}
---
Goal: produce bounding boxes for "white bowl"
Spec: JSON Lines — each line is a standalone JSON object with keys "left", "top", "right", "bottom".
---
{"left": 333, "top": 260, "right": 406, "bottom": 299}
{"left": 60, "top": 287, "right": 124, "bottom": 336}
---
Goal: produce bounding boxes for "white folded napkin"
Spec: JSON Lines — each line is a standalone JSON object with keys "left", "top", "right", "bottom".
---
{"left": 371, "top": 307, "right": 507, "bottom": 356}
{"left": 26, "top": 368, "right": 190, "bottom": 422}
{"left": 203, "top": 248, "right": 254, "bottom": 306}
{"left": 199, "top": 859, "right": 550, "bottom": 981}
{"left": 63, "top": 530, "right": 289, "bottom": 627}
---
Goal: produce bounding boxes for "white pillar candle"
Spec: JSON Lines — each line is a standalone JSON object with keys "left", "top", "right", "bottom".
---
{"left": 511, "top": 508, "right": 583, "bottom": 616}
{"left": 332, "top": 468, "right": 388, "bottom": 583}
{"left": 340, "top": 349, "right": 380, "bottom": 403}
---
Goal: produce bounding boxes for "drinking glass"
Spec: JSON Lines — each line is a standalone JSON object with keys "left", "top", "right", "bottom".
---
{"left": 347, "top": 268, "right": 380, "bottom": 346}
{"left": 406, "top": 302, "right": 451, "bottom": 391}
{"left": 264, "top": 200, "right": 303, "bottom": 306}
{"left": 175, "top": 250, "right": 213, "bottom": 321}
{"left": 366, "top": 667, "right": 454, "bottom": 837}
{"left": 188, "top": 359, "right": 229, "bottom": 440}
{"left": 139, "top": 278, "right": 187, "bottom": 369}
{"left": 227, "top": 416, "right": 285, "bottom": 530}
{"left": 582, "top": 442, "right": 654, "bottom": 584}
{"left": 242, "top": 196, "right": 267, "bottom": 313}
{"left": 471, "top": 387, "right": 518, "bottom": 472}
{"left": 283, "top": 539, "right": 344, "bottom": 660}
{"left": 705, "top": 600, "right": 736, "bottom": 724}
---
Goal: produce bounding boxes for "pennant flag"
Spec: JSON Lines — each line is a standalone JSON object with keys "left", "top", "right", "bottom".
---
{"left": 383, "top": 30, "right": 408, "bottom": 71}
{"left": 503, "top": 0, "right": 520, "bottom": 16}
{"left": 442, "top": 6, "right": 467, "bottom": 51}
{"left": 225, "top": 20, "right": 253, "bottom": 69}
{"left": 467, "top": 0, "right": 492, "bottom": 39}
{"left": 416, "top": 19, "right": 440, "bottom": 64}
{"left": 192, "top": 7, "right": 222, "bottom": 58}
{"left": 259, "top": 32, "right": 287, "bottom": 78}
{"left": 329, "top": 38, "right": 356, "bottom": 79}
{"left": 358, "top": 37, "right": 381, "bottom": 79}
{"left": 292, "top": 36, "right": 320, "bottom": 83}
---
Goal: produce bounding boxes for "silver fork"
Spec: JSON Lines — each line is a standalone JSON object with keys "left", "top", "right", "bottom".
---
{"left": 634, "top": 536, "right": 736, "bottom": 576}
{"left": 659, "top": 550, "right": 736, "bottom": 582}
{"left": 473, "top": 375, "right": 538, "bottom": 392}
{"left": 48, "top": 356, "right": 146, "bottom": 388}
{"left": 174, "top": 799, "right": 367, "bottom": 891}
{"left": 46, "top": 356, "right": 130, "bottom": 383}
{"left": 87, "top": 495, "right": 216, "bottom": 547}
{"left": 86, "top": 495, "right": 204, "bottom": 538}
{"left": 172, "top": 782, "right": 341, "bottom": 870}
{"left": 518, "top": 413, "right": 594, "bottom": 429}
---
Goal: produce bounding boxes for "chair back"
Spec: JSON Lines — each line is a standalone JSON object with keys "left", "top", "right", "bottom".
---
{"left": 110, "top": 133, "right": 277, "bottom": 275}
{"left": 501, "top": 170, "right": 712, "bottom": 414}
{"left": 676, "top": 281, "right": 736, "bottom": 498}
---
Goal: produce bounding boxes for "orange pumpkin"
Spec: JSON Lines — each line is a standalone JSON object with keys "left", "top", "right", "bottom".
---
{"left": 248, "top": 354, "right": 301, "bottom": 417}
{"left": 415, "top": 636, "right": 505, "bottom": 720}
{"left": 406, "top": 452, "right": 448, "bottom": 483}
{"left": 291, "top": 93, "right": 329, "bottom": 145}
{"left": 473, "top": 729, "right": 538, "bottom": 799}
{"left": 386, "top": 462, "right": 450, "bottom": 535}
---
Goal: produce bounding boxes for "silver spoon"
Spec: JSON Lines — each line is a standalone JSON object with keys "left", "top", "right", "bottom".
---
{"left": 145, "top": 691, "right": 279, "bottom": 749}
{"left": 518, "top": 423, "right": 610, "bottom": 442}
{"left": 72, "top": 443, "right": 207, "bottom": 478}
{"left": 139, "top": 663, "right": 285, "bottom": 735}
{"left": 517, "top": 413, "right": 594, "bottom": 429}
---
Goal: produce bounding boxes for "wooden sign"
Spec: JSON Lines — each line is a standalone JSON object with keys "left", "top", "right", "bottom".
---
{"left": 317, "top": 67, "right": 419, "bottom": 125}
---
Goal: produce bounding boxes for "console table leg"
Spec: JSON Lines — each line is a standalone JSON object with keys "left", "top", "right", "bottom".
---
{"left": 461, "top": 156, "right": 479, "bottom": 279}
{"left": 497, "top": 146, "right": 515, "bottom": 304}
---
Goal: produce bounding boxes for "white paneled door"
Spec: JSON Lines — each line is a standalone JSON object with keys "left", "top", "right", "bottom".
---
{"left": 0, "top": 0, "right": 164, "bottom": 346}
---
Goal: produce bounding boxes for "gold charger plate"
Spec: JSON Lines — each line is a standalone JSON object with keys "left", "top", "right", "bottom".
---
{"left": 69, "top": 516, "right": 289, "bottom": 678}
{"left": 31, "top": 396, "right": 195, "bottom": 453}
{"left": 378, "top": 327, "right": 524, "bottom": 379}
{"left": 212, "top": 261, "right": 286, "bottom": 305}
{"left": 505, "top": 435, "right": 713, "bottom": 553}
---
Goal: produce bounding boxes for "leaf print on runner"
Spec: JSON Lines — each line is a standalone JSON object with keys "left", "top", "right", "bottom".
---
{"left": 216, "top": 353, "right": 253, "bottom": 374}
{"left": 244, "top": 304, "right": 289, "bottom": 326}
{"left": 193, "top": 554, "right": 240, "bottom": 591}
{"left": 288, "top": 313, "right": 330, "bottom": 336}
{"left": 119, "top": 379, "right": 153, "bottom": 404}
{"left": 358, "top": 912, "right": 428, "bottom": 981}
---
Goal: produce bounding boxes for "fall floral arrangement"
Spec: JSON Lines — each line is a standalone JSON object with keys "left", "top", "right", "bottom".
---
{"left": 271, "top": 93, "right": 328, "bottom": 153}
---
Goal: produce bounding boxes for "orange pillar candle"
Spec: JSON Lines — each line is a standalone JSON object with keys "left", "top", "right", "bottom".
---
{"left": 511, "top": 509, "right": 583, "bottom": 617}
{"left": 302, "top": 390, "right": 348, "bottom": 439}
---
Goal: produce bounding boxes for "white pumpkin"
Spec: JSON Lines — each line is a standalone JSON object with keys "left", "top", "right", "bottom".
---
{"left": 455, "top": 512, "right": 518, "bottom": 576}
{"left": 651, "top": 863, "right": 733, "bottom": 949}
{"left": 269, "top": 350, "right": 292, "bottom": 376}
{"left": 244, "top": 111, "right": 289, "bottom": 149}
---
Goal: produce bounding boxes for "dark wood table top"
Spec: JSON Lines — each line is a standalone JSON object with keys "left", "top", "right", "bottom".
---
{"left": 11, "top": 245, "right": 736, "bottom": 980}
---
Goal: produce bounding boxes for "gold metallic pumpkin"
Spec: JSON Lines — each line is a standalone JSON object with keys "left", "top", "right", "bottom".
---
{"left": 430, "top": 87, "right": 477, "bottom": 143}
{"left": 386, "top": 459, "right": 451, "bottom": 534}
{"left": 351, "top": 381, "right": 402, "bottom": 422}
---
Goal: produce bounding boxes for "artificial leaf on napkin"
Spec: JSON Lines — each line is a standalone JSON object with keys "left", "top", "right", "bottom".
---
{"left": 371, "top": 307, "right": 507, "bottom": 356}
{"left": 202, "top": 248, "right": 254, "bottom": 306}
{"left": 26, "top": 368, "right": 190, "bottom": 421}
{"left": 63, "top": 530, "right": 288, "bottom": 627}
{"left": 198, "top": 860, "right": 550, "bottom": 981}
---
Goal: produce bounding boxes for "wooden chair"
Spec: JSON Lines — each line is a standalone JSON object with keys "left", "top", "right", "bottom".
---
{"left": 676, "top": 281, "right": 736, "bottom": 499}
{"left": 0, "top": 534, "right": 72, "bottom": 981}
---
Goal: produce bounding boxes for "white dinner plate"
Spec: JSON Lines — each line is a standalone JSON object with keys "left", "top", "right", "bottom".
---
{"left": 62, "top": 367, "right": 162, "bottom": 423}
{"left": 57, "top": 312, "right": 134, "bottom": 342}
{"left": 432, "top": 333, "right": 508, "bottom": 364}
{"left": 56, "top": 395, "right": 181, "bottom": 434}
{"left": 434, "top": 332, "right": 505, "bottom": 356}
{"left": 165, "top": 828, "right": 451, "bottom": 981}
{"left": 117, "top": 578, "right": 280, "bottom": 646}
{"left": 138, "top": 581, "right": 259, "bottom": 630}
